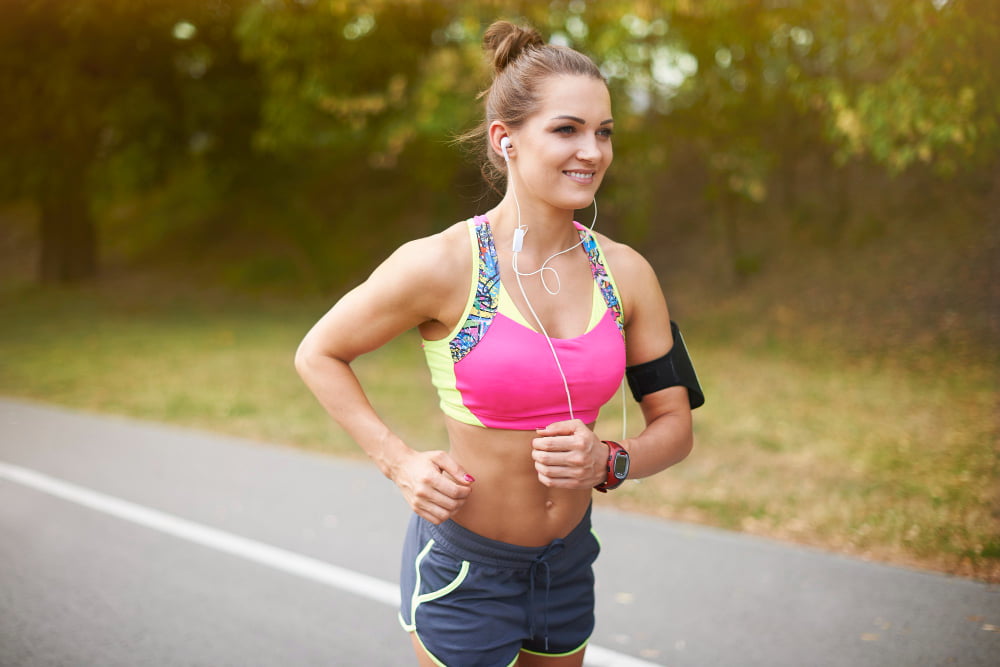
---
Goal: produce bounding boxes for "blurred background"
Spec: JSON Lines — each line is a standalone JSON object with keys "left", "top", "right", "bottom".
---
{"left": 1, "top": 1, "right": 997, "bottom": 580}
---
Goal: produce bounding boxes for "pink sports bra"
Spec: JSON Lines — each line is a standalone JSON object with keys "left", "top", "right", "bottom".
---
{"left": 422, "top": 216, "right": 626, "bottom": 430}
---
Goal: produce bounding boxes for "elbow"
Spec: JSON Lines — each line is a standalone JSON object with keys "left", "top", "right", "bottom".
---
{"left": 294, "top": 339, "right": 351, "bottom": 383}
{"left": 676, "top": 409, "right": 695, "bottom": 462}
{"left": 678, "top": 428, "right": 694, "bottom": 464}
{"left": 666, "top": 413, "right": 695, "bottom": 467}
{"left": 293, "top": 341, "right": 320, "bottom": 381}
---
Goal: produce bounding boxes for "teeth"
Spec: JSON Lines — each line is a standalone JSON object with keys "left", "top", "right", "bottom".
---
{"left": 566, "top": 171, "right": 593, "bottom": 179}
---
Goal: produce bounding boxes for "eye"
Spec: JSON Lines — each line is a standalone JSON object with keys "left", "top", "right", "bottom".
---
{"left": 598, "top": 127, "right": 614, "bottom": 138}
{"left": 554, "top": 125, "right": 576, "bottom": 135}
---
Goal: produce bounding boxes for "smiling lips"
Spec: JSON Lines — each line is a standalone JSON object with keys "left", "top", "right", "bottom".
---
{"left": 564, "top": 170, "right": 595, "bottom": 184}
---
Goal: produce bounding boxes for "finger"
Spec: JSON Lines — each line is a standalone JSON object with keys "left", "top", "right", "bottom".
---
{"left": 405, "top": 463, "right": 467, "bottom": 503}
{"left": 535, "top": 464, "right": 589, "bottom": 488}
{"left": 532, "top": 447, "right": 589, "bottom": 469}
{"left": 432, "top": 452, "right": 476, "bottom": 485}
{"left": 423, "top": 471, "right": 473, "bottom": 503}
{"left": 535, "top": 419, "right": 580, "bottom": 437}
{"left": 534, "top": 432, "right": 593, "bottom": 455}
{"left": 416, "top": 502, "right": 453, "bottom": 525}
{"left": 532, "top": 433, "right": 579, "bottom": 452}
{"left": 412, "top": 483, "right": 467, "bottom": 516}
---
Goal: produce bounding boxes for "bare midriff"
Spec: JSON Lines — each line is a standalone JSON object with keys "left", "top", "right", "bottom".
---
{"left": 443, "top": 417, "right": 594, "bottom": 547}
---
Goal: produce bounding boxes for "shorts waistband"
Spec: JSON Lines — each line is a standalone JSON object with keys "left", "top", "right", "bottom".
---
{"left": 426, "top": 504, "right": 593, "bottom": 569}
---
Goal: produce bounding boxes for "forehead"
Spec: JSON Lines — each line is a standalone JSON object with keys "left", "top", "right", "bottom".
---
{"left": 531, "top": 75, "right": 612, "bottom": 122}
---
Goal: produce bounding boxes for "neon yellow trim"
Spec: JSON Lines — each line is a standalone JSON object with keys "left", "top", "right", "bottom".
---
{"left": 496, "top": 281, "right": 533, "bottom": 330}
{"left": 585, "top": 283, "right": 605, "bottom": 331}
{"left": 403, "top": 537, "right": 472, "bottom": 662}
{"left": 590, "top": 527, "right": 602, "bottom": 549}
{"left": 498, "top": 227, "right": 618, "bottom": 337}
{"left": 415, "top": 559, "right": 470, "bottom": 605}
{"left": 421, "top": 218, "right": 485, "bottom": 428}
{"left": 398, "top": 611, "right": 415, "bottom": 633}
{"left": 426, "top": 219, "right": 479, "bottom": 343}
{"left": 497, "top": 279, "right": 605, "bottom": 337}
{"left": 408, "top": 539, "right": 436, "bottom": 630}
{"left": 404, "top": 626, "right": 522, "bottom": 667}
{"left": 520, "top": 638, "right": 590, "bottom": 657}
{"left": 422, "top": 339, "right": 484, "bottom": 426}
{"left": 409, "top": 630, "right": 449, "bottom": 667}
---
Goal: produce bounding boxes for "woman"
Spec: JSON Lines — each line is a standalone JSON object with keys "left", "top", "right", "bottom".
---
{"left": 295, "top": 20, "right": 702, "bottom": 667}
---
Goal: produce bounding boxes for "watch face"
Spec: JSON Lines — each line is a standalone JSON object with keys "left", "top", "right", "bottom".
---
{"left": 612, "top": 451, "right": 630, "bottom": 478}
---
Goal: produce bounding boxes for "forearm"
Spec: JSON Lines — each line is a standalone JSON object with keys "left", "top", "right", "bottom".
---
{"left": 618, "top": 409, "right": 693, "bottom": 480}
{"left": 294, "top": 350, "right": 413, "bottom": 479}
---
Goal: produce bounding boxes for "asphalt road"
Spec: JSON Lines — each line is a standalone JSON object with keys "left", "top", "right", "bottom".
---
{"left": 1, "top": 398, "right": 998, "bottom": 666}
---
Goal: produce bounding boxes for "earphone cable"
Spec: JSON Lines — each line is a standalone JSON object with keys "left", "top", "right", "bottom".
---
{"left": 513, "top": 252, "right": 575, "bottom": 421}
{"left": 512, "top": 199, "right": 598, "bottom": 295}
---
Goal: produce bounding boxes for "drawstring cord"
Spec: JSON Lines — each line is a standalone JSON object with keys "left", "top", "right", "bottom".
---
{"left": 528, "top": 539, "right": 565, "bottom": 651}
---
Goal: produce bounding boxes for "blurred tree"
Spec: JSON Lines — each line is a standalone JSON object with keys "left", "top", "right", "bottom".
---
{"left": 0, "top": 0, "right": 258, "bottom": 283}
{"left": 793, "top": 0, "right": 1000, "bottom": 175}
{"left": 2, "top": 0, "right": 994, "bottom": 287}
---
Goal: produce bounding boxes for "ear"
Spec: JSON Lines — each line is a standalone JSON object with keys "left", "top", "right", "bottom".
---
{"left": 488, "top": 121, "right": 513, "bottom": 160}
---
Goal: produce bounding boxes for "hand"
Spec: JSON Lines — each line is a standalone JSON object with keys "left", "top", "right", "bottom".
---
{"left": 391, "top": 450, "right": 475, "bottom": 524}
{"left": 531, "top": 420, "right": 607, "bottom": 489}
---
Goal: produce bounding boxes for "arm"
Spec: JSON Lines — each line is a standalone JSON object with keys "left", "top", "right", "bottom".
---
{"left": 531, "top": 243, "right": 694, "bottom": 488}
{"left": 294, "top": 230, "right": 475, "bottom": 523}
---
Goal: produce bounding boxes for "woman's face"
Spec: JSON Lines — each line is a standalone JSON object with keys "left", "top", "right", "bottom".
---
{"left": 508, "top": 74, "right": 613, "bottom": 214}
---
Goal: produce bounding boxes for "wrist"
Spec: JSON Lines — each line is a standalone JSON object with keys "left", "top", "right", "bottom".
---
{"left": 594, "top": 440, "right": 630, "bottom": 492}
{"left": 590, "top": 440, "right": 610, "bottom": 486}
{"left": 373, "top": 432, "right": 414, "bottom": 481}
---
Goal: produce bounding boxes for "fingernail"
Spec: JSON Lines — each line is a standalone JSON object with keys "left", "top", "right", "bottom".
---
{"left": 465, "top": 474, "right": 475, "bottom": 483}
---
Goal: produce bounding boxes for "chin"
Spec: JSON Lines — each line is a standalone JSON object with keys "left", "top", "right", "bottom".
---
{"left": 568, "top": 193, "right": 599, "bottom": 212}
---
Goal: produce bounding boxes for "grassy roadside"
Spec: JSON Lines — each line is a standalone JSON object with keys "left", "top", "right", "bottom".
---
{"left": 1, "top": 276, "right": 996, "bottom": 581}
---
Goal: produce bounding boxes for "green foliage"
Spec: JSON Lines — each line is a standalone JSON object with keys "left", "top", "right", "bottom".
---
{"left": 791, "top": 0, "right": 1000, "bottom": 174}
{"left": 1, "top": 0, "right": 997, "bottom": 286}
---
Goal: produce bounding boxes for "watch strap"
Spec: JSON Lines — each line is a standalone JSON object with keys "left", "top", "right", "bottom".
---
{"left": 594, "top": 440, "right": 627, "bottom": 493}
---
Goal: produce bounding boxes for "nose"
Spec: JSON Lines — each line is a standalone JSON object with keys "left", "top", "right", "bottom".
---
{"left": 577, "top": 136, "right": 604, "bottom": 164}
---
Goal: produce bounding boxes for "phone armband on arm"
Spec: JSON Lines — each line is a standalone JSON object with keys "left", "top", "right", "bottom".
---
{"left": 625, "top": 321, "right": 705, "bottom": 409}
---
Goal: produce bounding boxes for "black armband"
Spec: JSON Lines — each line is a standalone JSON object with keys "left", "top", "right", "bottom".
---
{"left": 625, "top": 321, "right": 705, "bottom": 409}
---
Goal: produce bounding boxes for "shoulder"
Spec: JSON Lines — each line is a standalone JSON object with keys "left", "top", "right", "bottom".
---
{"left": 378, "top": 219, "right": 472, "bottom": 288}
{"left": 359, "top": 219, "right": 474, "bottom": 328}
{"left": 589, "top": 231, "right": 673, "bottom": 362}
{"left": 588, "top": 231, "right": 660, "bottom": 297}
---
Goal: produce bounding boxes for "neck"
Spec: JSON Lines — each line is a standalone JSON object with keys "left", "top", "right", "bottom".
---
{"left": 488, "top": 194, "right": 582, "bottom": 258}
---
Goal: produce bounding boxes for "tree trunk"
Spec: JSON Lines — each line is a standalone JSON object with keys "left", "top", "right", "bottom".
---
{"left": 38, "top": 166, "right": 98, "bottom": 284}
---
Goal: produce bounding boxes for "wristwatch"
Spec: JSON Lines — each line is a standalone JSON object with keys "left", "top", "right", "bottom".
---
{"left": 594, "top": 440, "right": 629, "bottom": 492}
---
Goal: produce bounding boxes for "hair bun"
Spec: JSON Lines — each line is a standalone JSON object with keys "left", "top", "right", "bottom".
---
{"left": 483, "top": 20, "right": 544, "bottom": 74}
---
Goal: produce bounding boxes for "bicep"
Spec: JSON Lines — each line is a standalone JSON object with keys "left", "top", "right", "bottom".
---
{"left": 621, "top": 253, "right": 674, "bottom": 367}
{"left": 618, "top": 249, "right": 693, "bottom": 418}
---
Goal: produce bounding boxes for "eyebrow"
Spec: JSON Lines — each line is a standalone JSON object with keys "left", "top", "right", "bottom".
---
{"left": 551, "top": 115, "right": 614, "bottom": 125}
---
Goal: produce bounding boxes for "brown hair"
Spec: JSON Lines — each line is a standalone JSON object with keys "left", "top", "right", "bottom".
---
{"left": 461, "top": 20, "right": 606, "bottom": 191}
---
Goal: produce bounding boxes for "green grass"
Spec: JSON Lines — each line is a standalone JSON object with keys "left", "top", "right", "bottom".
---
{"left": 605, "top": 344, "right": 998, "bottom": 578}
{"left": 1, "top": 274, "right": 996, "bottom": 582}
{"left": 0, "top": 281, "right": 447, "bottom": 458}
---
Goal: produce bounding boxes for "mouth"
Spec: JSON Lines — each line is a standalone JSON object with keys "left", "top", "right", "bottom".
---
{"left": 564, "top": 170, "right": 596, "bottom": 184}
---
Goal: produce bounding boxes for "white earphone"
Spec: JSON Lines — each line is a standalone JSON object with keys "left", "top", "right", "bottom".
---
{"left": 500, "top": 136, "right": 512, "bottom": 161}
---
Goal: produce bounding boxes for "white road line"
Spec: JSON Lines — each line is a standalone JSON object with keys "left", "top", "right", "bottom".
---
{"left": 0, "top": 461, "right": 663, "bottom": 667}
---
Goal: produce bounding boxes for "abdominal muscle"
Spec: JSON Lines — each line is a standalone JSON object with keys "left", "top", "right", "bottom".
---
{"left": 443, "top": 416, "right": 594, "bottom": 547}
